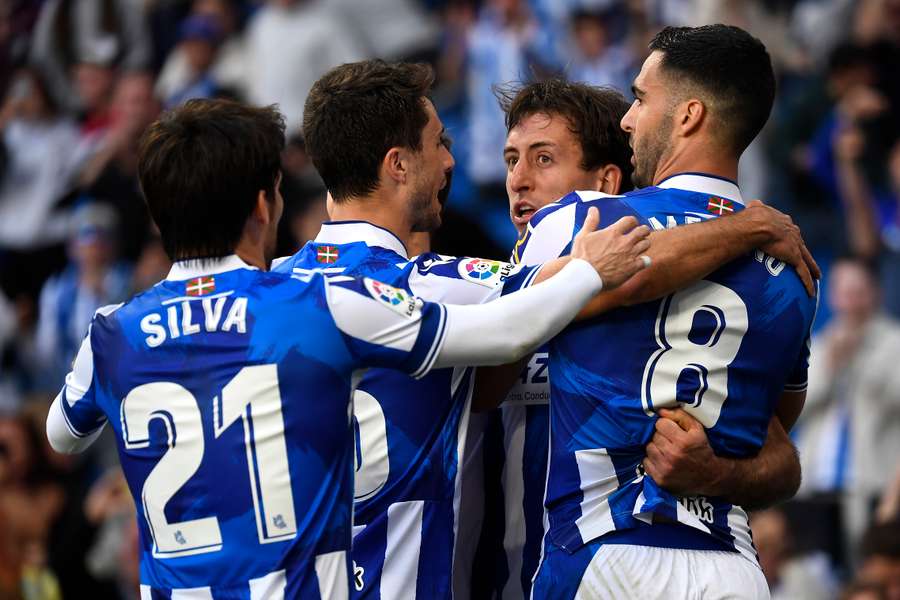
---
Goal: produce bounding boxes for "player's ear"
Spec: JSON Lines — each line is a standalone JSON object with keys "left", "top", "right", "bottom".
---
{"left": 679, "top": 98, "right": 706, "bottom": 137}
{"left": 382, "top": 147, "right": 408, "bottom": 185}
{"left": 254, "top": 189, "right": 272, "bottom": 225}
{"left": 595, "top": 164, "right": 623, "bottom": 195}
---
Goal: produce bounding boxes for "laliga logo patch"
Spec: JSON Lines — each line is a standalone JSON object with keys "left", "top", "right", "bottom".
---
{"left": 364, "top": 278, "right": 417, "bottom": 318}
{"left": 458, "top": 258, "right": 514, "bottom": 288}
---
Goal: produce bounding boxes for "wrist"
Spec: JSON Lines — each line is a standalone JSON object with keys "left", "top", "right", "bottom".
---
{"left": 736, "top": 205, "right": 776, "bottom": 246}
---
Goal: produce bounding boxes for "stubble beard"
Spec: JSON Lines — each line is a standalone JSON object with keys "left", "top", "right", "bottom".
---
{"left": 409, "top": 178, "right": 441, "bottom": 233}
{"left": 631, "top": 119, "right": 673, "bottom": 189}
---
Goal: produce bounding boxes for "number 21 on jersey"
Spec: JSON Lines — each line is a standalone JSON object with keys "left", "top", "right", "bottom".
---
{"left": 121, "top": 364, "right": 297, "bottom": 558}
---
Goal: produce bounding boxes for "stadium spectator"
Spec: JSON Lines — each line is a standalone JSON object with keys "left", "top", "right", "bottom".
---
{"left": 34, "top": 202, "right": 132, "bottom": 390}
{"left": 464, "top": 0, "right": 545, "bottom": 205}
{"left": 243, "top": 0, "right": 366, "bottom": 132}
{"left": 28, "top": 0, "right": 151, "bottom": 114}
{"left": 159, "top": 15, "right": 224, "bottom": 108}
{"left": 566, "top": 7, "right": 635, "bottom": 93}
{"left": 855, "top": 520, "right": 900, "bottom": 600}
{"left": 155, "top": 0, "right": 249, "bottom": 103}
{"left": 76, "top": 71, "right": 160, "bottom": 261}
{"left": 753, "top": 507, "right": 839, "bottom": 600}
{"left": 795, "top": 258, "right": 900, "bottom": 566}
{"left": 0, "top": 68, "right": 93, "bottom": 304}
{"left": 0, "top": 410, "right": 66, "bottom": 600}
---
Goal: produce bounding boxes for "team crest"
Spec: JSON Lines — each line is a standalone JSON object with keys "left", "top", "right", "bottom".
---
{"left": 316, "top": 245, "right": 339, "bottom": 264}
{"left": 706, "top": 197, "right": 734, "bottom": 216}
{"left": 186, "top": 276, "right": 215, "bottom": 296}
{"left": 364, "top": 278, "right": 417, "bottom": 318}
{"left": 458, "top": 258, "right": 513, "bottom": 288}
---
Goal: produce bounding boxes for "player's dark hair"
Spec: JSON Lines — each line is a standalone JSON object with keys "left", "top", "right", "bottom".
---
{"left": 303, "top": 60, "right": 434, "bottom": 201}
{"left": 648, "top": 24, "right": 775, "bottom": 153}
{"left": 497, "top": 79, "right": 634, "bottom": 192}
{"left": 137, "top": 99, "right": 285, "bottom": 261}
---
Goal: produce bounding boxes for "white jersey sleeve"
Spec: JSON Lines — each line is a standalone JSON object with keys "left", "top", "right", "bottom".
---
{"left": 327, "top": 259, "right": 602, "bottom": 377}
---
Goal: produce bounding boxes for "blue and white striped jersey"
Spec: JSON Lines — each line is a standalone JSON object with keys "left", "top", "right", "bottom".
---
{"left": 55, "top": 255, "right": 454, "bottom": 599}
{"left": 471, "top": 349, "right": 550, "bottom": 600}
{"left": 514, "top": 174, "right": 817, "bottom": 563}
{"left": 273, "top": 221, "right": 542, "bottom": 599}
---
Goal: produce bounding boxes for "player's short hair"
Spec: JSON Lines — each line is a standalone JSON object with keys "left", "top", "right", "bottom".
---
{"left": 137, "top": 98, "right": 285, "bottom": 261}
{"left": 497, "top": 79, "right": 634, "bottom": 191}
{"left": 648, "top": 24, "right": 775, "bottom": 154}
{"left": 303, "top": 60, "right": 434, "bottom": 201}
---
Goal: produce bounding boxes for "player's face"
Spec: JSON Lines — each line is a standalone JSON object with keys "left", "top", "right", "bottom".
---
{"left": 408, "top": 99, "right": 454, "bottom": 233}
{"left": 504, "top": 112, "right": 602, "bottom": 234}
{"left": 621, "top": 51, "right": 675, "bottom": 188}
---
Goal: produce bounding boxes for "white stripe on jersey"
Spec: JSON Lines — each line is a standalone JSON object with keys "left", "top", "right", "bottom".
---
{"left": 383, "top": 500, "right": 425, "bottom": 600}
{"left": 140, "top": 585, "right": 151, "bottom": 600}
{"left": 170, "top": 587, "right": 213, "bottom": 599}
{"left": 315, "top": 551, "right": 349, "bottom": 600}
{"left": 249, "top": 569, "right": 286, "bottom": 600}
{"left": 519, "top": 203, "right": 577, "bottom": 266}
{"left": 727, "top": 506, "right": 756, "bottom": 563}
{"left": 327, "top": 283, "right": 422, "bottom": 353}
{"left": 573, "top": 448, "right": 618, "bottom": 543}
{"left": 500, "top": 404, "right": 528, "bottom": 600}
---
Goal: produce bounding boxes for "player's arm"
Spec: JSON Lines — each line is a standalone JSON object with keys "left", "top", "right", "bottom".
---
{"left": 431, "top": 209, "right": 649, "bottom": 368}
{"left": 332, "top": 209, "right": 650, "bottom": 376}
{"left": 643, "top": 401, "right": 803, "bottom": 510}
{"left": 46, "top": 327, "right": 107, "bottom": 454}
{"left": 533, "top": 201, "right": 820, "bottom": 319}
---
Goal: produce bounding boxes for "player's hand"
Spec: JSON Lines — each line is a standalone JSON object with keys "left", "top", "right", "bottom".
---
{"left": 642, "top": 408, "right": 731, "bottom": 497}
{"left": 744, "top": 200, "right": 820, "bottom": 296}
{"left": 570, "top": 207, "right": 651, "bottom": 291}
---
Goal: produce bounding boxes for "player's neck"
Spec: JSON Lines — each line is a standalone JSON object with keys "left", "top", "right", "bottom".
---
{"left": 232, "top": 241, "right": 268, "bottom": 271}
{"left": 329, "top": 194, "right": 414, "bottom": 254}
{"left": 652, "top": 145, "right": 739, "bottom": 186}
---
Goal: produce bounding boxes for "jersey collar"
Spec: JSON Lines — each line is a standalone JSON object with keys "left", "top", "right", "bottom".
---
{"left": 314, "top": 221, "right": 409, "bottom": 259}
{"left": 656, "top": 173, "right": 744, "bottom": 205}
{"left": 166, "top": 254, "right": 258, "bottom": 281}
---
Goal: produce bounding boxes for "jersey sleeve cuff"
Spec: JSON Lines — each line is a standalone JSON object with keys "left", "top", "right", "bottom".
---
{"left": 409, "top": 303, "right": 448, "bottom": 379}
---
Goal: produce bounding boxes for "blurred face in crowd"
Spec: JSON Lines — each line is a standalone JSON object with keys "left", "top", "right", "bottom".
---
{"left": 573, "top": 14, "right": 609, "bottom": 59}
{"left": 111, "top": 72, "right": 159, "bottom": 134}
{"left": 828, "top": 260, "right": 879, "bottom": 324}
{"left": 505, "top": 112, "right": 614, "bottom": 234}
{"left": 7, "top": 70, "right": 52, "bottom": 120}
{"left": 859, "top": 555, "right": 900, "bottom": 600}
{"left": 750, "top": 509, "right": 790, "bottom": 588}
{"left": 405, "top": 99, "right": 454, "bottom": 233}
{"left": 621, "top": 51, "right": 675, "bottom": 188}
{"left": 73, "top": 63, "right": 115, "bottom": 113}
{"left": 183, "top": 38, "right": 216, "bottom": 74}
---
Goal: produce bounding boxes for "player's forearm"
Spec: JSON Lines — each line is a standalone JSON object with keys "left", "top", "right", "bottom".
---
{"left": 625, "top": 210, "right": 774, "bottom": 304}
{"left": 703, "top": 417, "right": 800, "bottom": 510}
{"left": 434, "top": 259, "right": 602, "bottom": 367}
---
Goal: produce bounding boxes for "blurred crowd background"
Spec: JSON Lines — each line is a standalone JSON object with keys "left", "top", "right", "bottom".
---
{"left": 1, "top": 0, "right": 899, "bottom": 599}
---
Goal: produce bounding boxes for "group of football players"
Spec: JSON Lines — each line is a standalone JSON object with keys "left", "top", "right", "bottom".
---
{"left": 46, "top": 23, "right": 820, "bottom": 600}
